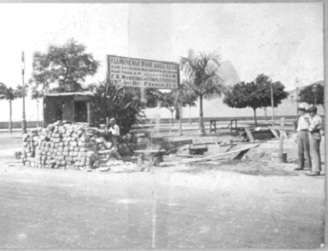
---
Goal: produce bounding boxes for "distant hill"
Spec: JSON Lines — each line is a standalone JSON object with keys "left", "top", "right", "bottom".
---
{"left": 217, "top": 61, "right": 240, "bottom": 87}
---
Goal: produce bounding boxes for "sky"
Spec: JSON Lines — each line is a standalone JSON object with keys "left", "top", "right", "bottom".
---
{"left": 0, "top": 3, "right": 323, "bottom": 90}
{"left": 0, "top": 3, "right": 324, "bottom": 121}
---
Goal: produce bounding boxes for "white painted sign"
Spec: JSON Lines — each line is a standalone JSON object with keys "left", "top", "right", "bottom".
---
{"left": 107, "top": 55, "right": 179, "bottom": 89}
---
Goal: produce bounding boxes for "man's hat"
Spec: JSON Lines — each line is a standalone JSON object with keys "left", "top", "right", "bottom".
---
{"left": 307, "top": 106, "right": 317, "bottom": 113}
{"left": 109, "top": 118, "right": 116, "bottom": 122}
{"left": 298, "top": 103, "right": 306, "bottom": 111}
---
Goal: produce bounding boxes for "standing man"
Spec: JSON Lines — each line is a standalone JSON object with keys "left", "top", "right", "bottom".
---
{"left": 306, "top": 106, "right": 322, "bottom": 176}
{"left": 108, "top": 118, "right": 120, "bottom": 136}
{"left": 294, "top": 104, "right": 312, "bottom": 171}
{"left": 107, "top": 118, "right": 121, "bottom": 160}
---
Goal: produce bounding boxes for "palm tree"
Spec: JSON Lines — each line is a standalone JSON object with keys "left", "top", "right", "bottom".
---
{"left": 0, "top": 83, "right": 17, "bottom": 133}
{"left": 180, "top": 52, "right": 225, "bottom": 135}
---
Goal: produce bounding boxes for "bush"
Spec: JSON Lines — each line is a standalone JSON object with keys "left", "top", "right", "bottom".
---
{"left": 88, "top": 83, "right": 146, "bottom": 135}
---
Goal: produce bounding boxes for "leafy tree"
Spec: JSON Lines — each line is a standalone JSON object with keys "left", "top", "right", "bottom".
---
{"left": 177, "top": 80, "right": 197, "bottom": 125}
{"left": 88, "top": 82, "right": 146, "bottom": 135}
{"left": 30, "top": 38, "right": 99, "bottom": 94}
{"left": 171, "top": 81, "right": 197, "bottom": 135}
{"left": 14, "top": 85, "right": 28, "bottom": 98}
{"left": 0, "top": 82, "right": 6, "bottom": 99}
{"left": 180, "top": 52, "right": 225, "bottom": 135}
{"left": 0, "top": 83, "right": 17, "bottom": 133}
{"left": 31, "top": 88, "right": 43, "bottom": 100}
{"left": 223, "top": 74, "right": 289, "bottom": 124}
{"left": 159, "top": 91, "right": 176, "bottom": 126}
{"left": 298, "top": 81, "right": 324, "bottom": 108}
{"left": 140, "top": 88, "right": 163, "bottom": 109}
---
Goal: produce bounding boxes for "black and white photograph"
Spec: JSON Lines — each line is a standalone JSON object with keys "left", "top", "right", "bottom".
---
{"left": 0, "top": 1, "right": 326, "bottom": 249}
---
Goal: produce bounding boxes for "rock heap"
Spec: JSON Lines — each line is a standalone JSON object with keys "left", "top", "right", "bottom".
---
{"left": 22, "top": 121, "right": 121, "bottom": 171}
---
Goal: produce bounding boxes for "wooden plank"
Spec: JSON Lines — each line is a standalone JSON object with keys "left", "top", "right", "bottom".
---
{"left": 192, "top": 140, "right": 221, "bottom": 145}
{"left": 233, "top": 149, "right": 250, "bottom": 160}
{"left": 270, "top": 128, "right": 279, "bottom": 139}
{"left": 245, "top": 128, "right": 255, "bottom": 142}
{"left": 283, "top": 131, "right": 288, "bottom": 138}
{"left": 134, "top": 149, "right": 167, "bottom": 154}
{"left": 179, "top": 144, "right": 260, "bottom": 163}
{"left": 268, "top": 126, "right": 295, "bottom": 131}
{"left": 278, "top": 117, "right": 285, "bottom": 162}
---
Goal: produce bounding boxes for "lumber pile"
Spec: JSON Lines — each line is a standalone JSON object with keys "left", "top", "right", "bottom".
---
{"left": 22, "top": 121, "right": 138, "bottom": 172}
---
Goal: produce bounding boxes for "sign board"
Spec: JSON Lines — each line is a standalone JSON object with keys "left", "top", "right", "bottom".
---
{"left": 107, "top": 55, "right": 179, "bottom": 89}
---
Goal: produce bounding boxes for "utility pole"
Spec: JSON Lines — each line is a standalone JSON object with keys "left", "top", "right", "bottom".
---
{"left": 21, "top": 51, "right": 27, "bottom": 134}
{"left": 295, "top": 78, "right": 299, "bottom": 115}
{"left": 270, "top": 81, "right": 275, "bottom": 126}
{"left": 312, "top": 84, "right": 318, "bottom": 107}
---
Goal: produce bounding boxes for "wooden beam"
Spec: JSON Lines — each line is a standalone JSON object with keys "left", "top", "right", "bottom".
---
{"left": 245, "top": 128, "right": 255, "bottom": 142}
{"left": 270, "top": 128, "right": 279, "bottom": 139}
{"left": 180, "top": 144, "right": 260, "bottom": 163}
{"left": 278, "top": 117, "right": 286, "bottom": 163}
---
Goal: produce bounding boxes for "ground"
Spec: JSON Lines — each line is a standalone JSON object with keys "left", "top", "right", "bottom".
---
{"left": 0, "top": 132, "right": 325, "bottom": 249}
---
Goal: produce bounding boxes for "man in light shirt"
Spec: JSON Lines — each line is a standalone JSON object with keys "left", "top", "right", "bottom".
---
{"left": 108, "top": 118, "right": 120, "bottom": 136}
{"left": 107, "top": 118, "right": 121, "bottom": 160}
{"left": 294, "top": 105, "right": 312, "bottom": 171}
{"left": 306, "top": 106, "right": 322, "bottom": 176}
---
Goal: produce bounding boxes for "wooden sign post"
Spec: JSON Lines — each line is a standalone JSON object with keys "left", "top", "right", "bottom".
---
{"left": 278, "top": 117, "right": 287, "bottom": 163}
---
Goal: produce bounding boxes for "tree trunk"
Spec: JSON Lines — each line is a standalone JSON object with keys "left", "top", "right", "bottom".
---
{"left": 189, "top": 105, "right": 192, "bottom": 125}
{"left": 171, "top": 110, "right": 174, "bottom": 126}
{"left": 263, "top": 107, "right": 267, "bottom": 121}
{"left": 178, "top": 103, "right": 183, "bottom": 136}
{"left": 9, "top": 100, "right": 12, "bottom": 133}
{"left": 199, "top": 95, "right": 205, "bottom": 135}
{"left": 253, "top": 108, "right": 257, "bottom": 125}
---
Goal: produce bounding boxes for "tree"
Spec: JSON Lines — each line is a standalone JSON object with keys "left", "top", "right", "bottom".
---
{"left": 159, "top": 91, "right": 176, "bottom": 126}
{"left": 223, "top": 74, "right": 289, "bottom": 124}
{"left": 144, "top": 88, "right": 163, "bottom": 108}
{"left": 298, "top": 81, "right": 324, "bottom": 108}
{"left": 171, "top": 81, "right": 197, "bottom": 135}
{"left": 14, "top": 85, "right": 28, "bottom": 98}
{"left": 88, "top": 82, "right": 146, "bottom": 135}
{"left": 31, "top": 88, "right": 43, "bottom": 127}
{"left": 180, "top": 52, "right": 225, "bottom": 135}
{"left": 0, "top": 83, "right": 17, "bottom": 133}
{"left": 177, "top": 80, "right": 197, "bottom": 125}
{"left": 0, "top": 82, "right": 6, "bottom": 99}
{"left": 29, "top": 38, "right": 99, "bottom": 94}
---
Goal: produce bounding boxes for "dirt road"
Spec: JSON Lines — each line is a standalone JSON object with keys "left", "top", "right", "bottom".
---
{"left": 0, "top": 133, "right": 325, "bottom": 249}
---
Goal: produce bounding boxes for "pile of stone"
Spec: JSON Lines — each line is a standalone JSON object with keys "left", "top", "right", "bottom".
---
{"left": 21, "top": 121, "right": 136, "bottom": 171}
{"left": 22, "top": 130, "right": 38, "bottom": 167}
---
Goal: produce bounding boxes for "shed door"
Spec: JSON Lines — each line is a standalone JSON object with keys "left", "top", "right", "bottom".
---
{"left": 74, "top": 101, "right": 88, "bottom": 123}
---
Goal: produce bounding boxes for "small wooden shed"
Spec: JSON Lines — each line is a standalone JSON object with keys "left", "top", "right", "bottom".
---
{"left": 43, "top": 92, "right": 98, "bottom": 127}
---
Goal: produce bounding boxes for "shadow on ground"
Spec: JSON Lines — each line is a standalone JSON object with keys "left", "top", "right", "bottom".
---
{"left": 179, "top": 159, "right": 301, "bottom": 177}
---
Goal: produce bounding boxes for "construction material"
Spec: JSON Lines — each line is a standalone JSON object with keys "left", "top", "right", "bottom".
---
{"left": 166, "top": 144, "right": 260, "bottom": 165}
{"left": 278, "top": 117, "right": 287, "bottom": 163}
{"left": 21, "top": 121, "right": 137, "bottom": 171}
{"left": 244, "top": 128, "right": 255, "bottom": 142}
{"left": 270, "top": 128, "right": 280, "bottom": 139}
{"left": 134, "top": 149, "right": 167, "bottom": 166}
{"left": 189, "top": 145, "right": 208, "bottom": 155}
{"left": 209, "top": 120, "right": 217, "bottom": 133}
